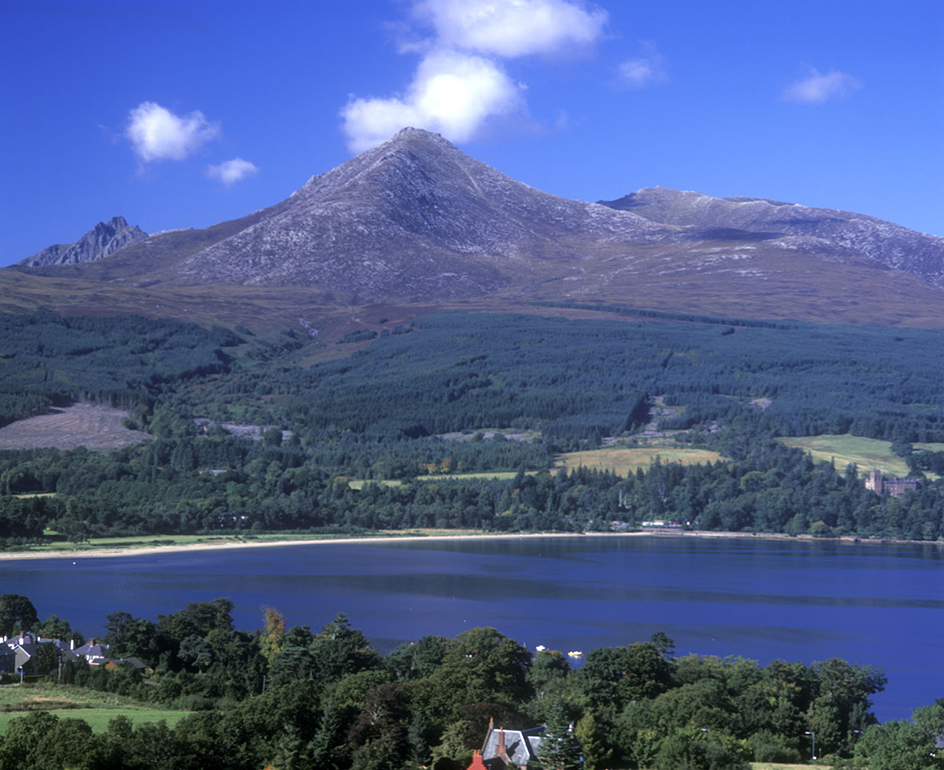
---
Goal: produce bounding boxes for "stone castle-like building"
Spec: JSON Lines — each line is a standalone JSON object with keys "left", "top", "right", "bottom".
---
{"left": 864, "top": 468, "right": 921, "bottom": 497}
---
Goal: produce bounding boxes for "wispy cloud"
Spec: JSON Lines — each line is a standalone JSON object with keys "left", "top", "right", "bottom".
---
{"left": 341, "top": 0, "right": 607, "bottom": 153}
{"left": 125, "top": 102, "right": 220, "bottom": 162}
{"left": 206, "top": 157, "right": 259, "bottom": 186}
{"left": 781, "top": 67, "right": 861, "bottom": 104}
{"left": 617, "top": 41, "right": 668, "bottom": 89}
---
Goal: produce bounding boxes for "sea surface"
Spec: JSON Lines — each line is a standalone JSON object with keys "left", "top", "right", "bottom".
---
{"left": 2, "top": 535, "right": 941, "bottom": 721}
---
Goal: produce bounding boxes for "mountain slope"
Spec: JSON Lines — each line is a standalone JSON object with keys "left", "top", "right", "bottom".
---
{"left": 18, "top": 216, "right": 148, "bottom": 267}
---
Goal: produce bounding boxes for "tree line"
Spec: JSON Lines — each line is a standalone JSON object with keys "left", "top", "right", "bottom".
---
{"left": 1, "top": 428, "right": 943, "bottom": 544}
{"left": 1, "top": 594, "right": 940, "bottom": 770}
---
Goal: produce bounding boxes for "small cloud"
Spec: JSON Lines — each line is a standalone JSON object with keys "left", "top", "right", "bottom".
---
{"left": 206, "top": 158, "right": 259, "bottom": 186}
{"left": 413, "top": 0, "right": 607, "bottom": 58}
{"left": 617, "top": 41, "right": 668, "bottom": 89}
{"left": 782, "top": 67, "right": 861, "bottom": 104}
{"left": 342, "top": 49, "right": 523, "bottom": 153}
{"left": 125, "top": 102, "right": 220, "bottom": 162}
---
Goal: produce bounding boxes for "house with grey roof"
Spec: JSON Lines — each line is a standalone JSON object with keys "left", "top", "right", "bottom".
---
{"left": 481, "top": 718, "right": 545, "bottom": 770}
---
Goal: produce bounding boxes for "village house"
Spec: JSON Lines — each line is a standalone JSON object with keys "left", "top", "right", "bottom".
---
{"left": 0, "top": 634, "right": 149, "bottom": 675}
{"left": 479, "top": 718, "right": 545, "bottom": 770}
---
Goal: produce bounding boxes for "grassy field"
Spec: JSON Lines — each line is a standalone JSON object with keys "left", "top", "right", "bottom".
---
{"left": 0, "top": 683, "right": 190, "bottom": 735}
{"left": 347, "top": 479, "right": 404, "bottom": 490}
{"left": 778, "top": 434, "right": 918, "bottom": 478}
{"left": 417, "top": 471, "right": 523, "bottom": 481}
{"left": 348, "top": 471, "right": 530, "bottom": 489}
{"left": 0, "top": 707, "right": 192, "bottom": 734}
{"left": 555, "top": 447, "right": 727, "bottom": 477}
{"left": 749, "top": 765, "right": 829, "bottom": 770}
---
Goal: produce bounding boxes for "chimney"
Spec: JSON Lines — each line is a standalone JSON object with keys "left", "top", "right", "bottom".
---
{"left": 468, "top": 751, "right": 488, "bottom": 770}
{"left": 70, "top": 639, "right": 75, "bottom": 650}
{"left": 497, "top": 728, "right": 508, "bottom": 763}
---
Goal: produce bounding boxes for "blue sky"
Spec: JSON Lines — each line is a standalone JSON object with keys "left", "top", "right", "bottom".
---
{"left": 2, "top": 0, "right": 942, "bottom": 266}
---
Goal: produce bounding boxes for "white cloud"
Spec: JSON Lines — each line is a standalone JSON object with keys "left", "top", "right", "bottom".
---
{"left": 341, "top": 0, "right": 607, "bottom": 152}
{"left": 206, "top": 158, "right": 259, "bottom": 185}
{"left": 618, "top": 41, "right": 668, "bottom": 89}
{"left": 782, "top": 67, "right": 862, "bottom": 104}
{"left": 126, "top": 102, "right": 220, "bottom": 162}
{"left": 413, "top": 0, "right": 607, "bottom": 58}
{"left": 342, "top": 50, "right": 522, "bottom": 154}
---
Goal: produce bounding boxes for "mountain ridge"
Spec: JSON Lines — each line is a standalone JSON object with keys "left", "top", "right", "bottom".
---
{"left": 601, "top": 186, "right": 944, "bottom": 287}
{"left": 8, "top": 127, "right": 944, "bottom": 329}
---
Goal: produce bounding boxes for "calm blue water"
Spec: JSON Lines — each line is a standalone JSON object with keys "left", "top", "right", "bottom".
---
{"left": 1, "top": 535, "right": 940, "bottom": 721}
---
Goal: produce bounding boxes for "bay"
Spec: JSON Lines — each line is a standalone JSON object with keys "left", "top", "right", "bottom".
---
{"left": 2, "top": 535, "right": 941, "bottom": 721}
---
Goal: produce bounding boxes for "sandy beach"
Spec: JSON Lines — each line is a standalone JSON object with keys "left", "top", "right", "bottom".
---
{"left": 0, "top": 528, "right": 934, "bottom": 561}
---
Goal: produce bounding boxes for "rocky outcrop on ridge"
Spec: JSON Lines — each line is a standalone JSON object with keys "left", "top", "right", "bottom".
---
{"left": 19, "top": 216, "right": 148, "bottom": 267}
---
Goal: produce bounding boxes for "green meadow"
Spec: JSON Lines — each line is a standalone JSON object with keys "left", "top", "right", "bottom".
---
{"left": 778, "top": 434, "right": 915, "bottom": 478}
{"left": 0, "top": 684, "right": 190, "bottom": 735}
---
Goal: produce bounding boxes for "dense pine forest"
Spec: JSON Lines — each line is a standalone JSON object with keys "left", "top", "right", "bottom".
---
{"left": 1, "top": 309, "right": 944, "bottom": 544}
{"left": 1, "top": 594, "right": 941, "bottom": 770}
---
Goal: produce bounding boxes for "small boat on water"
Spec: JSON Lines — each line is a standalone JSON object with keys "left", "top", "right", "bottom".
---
{"left": 567, "top": 650, "right": 583, "bottom": 658}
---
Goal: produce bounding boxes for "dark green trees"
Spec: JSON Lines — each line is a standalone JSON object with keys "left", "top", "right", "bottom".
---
{"left": 0, "top": 593, "right": 38, "bottom": 636}
{"left": 855, "top": 700, "right": 944, "bottom": 770}
{"left": 538, "top": 700, "right": 583, "bottom": 770}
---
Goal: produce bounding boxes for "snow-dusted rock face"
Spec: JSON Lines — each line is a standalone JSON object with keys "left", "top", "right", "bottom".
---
{"left": 601, "top": 188, "right": 944, "bottom": 288}
{"left": 19, "top": 217, "right": 148, "bottom": 267}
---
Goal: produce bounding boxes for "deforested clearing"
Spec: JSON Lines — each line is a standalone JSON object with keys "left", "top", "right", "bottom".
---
{"left": 0, "top": 403, "right": 150, "bottom": 451}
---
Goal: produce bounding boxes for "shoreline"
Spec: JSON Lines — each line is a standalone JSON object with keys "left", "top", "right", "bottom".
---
{"left": 0, "top": 528, "right": 938, "bottom": 561}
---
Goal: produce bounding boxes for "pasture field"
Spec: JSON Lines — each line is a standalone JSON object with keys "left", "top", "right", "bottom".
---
{"left": 778, "top": 434, "right": 913, "bottom": 477}
{"left": 0, "top": 683, "right": 190, "bottom": 735}
{"left": 555, "top": 447, "right": 727, "bottom": 477}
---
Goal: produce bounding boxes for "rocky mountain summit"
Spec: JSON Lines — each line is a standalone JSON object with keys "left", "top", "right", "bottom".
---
{"left": 171, "top": 127, "right": 674, "bottom": 300}
{"left": 18, "top": 216, "right": 148, "bottom": 267}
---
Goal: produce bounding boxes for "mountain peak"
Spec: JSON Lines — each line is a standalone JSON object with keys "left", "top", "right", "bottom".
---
{"left": 17, "top": 216, "right": 148, "bottom": 268}
{"left": 390, "top": 126, "right": 449, "bottom": 143}
{"left": 166, "top": 127, "right": 667, "bottom": 299}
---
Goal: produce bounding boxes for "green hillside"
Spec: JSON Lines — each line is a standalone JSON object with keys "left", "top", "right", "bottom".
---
{"left": 0, "top": 307, "right": 941, "bottom": 544}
